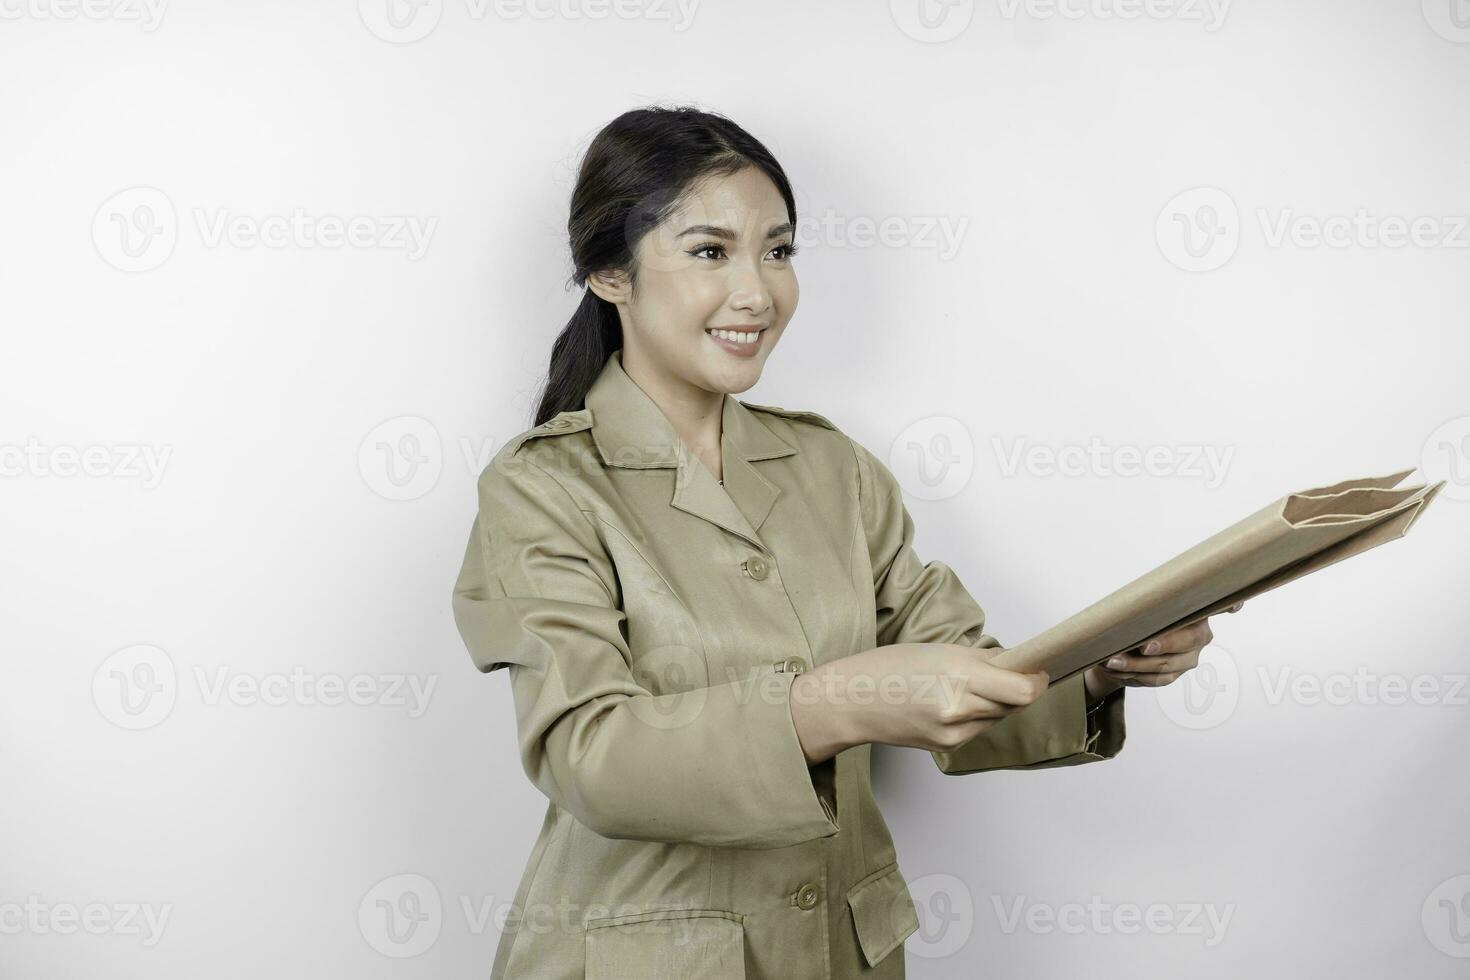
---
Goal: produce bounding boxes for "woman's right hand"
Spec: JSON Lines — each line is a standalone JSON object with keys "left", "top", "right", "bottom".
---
{"left": 789, "top": 643, "right": 1049, "bottom": 762}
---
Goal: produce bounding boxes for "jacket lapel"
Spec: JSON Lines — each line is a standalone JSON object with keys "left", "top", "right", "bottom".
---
{"left": 584, "top": 350, "right": 798, "bottom": 554}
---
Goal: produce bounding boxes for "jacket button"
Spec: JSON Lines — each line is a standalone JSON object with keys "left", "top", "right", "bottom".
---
{"left": 741, "top": 556, "right": 769, "bottom": 580}
{"left": 795, "top": 883, "right": 819, "bottom": 910}
{"left": 782, "top": 656, "right": 806, "bottom": 674}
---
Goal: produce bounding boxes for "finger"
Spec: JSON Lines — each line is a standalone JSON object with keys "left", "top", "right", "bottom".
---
{"left": 1102, "top": 651, "right": 1195, "bottom": 674}
{"left": 1115, "top": 671, "right": 1183, "bottom": 688}
{"left": 1133, "top": 671, "right": 1183, "bottom": 687}
{"left": 968, "top": 664, "right": 1049, "bottom": 706}
{"left": 953, "top": 689, "right": 1031, "bottom": 720}
{"left": 1141, "top": 619, "right": 1213, "bottom": 656}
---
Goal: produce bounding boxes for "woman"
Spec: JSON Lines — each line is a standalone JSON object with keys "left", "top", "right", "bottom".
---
{"left": 451, "top": 105, "right": 1237, "bottom": 979}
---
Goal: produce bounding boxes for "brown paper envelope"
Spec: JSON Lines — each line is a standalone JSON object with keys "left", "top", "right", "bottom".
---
{"left": 933, "top": 468, "right": 1443, "bottom": 774}
{"left": 977, "top": 469, "right": 1441, "bottom": 687}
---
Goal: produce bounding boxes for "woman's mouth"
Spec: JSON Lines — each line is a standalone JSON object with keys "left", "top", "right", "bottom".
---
{"left": 705, "top": 326, "right": 766, "bottom": 358}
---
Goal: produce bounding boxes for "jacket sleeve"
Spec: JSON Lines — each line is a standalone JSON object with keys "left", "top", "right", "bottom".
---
{"left": 451, "top": 453, "right": 840, "bottom": 849}
{"left": 850, "top": 437, "right": 1125, "bottom": 772}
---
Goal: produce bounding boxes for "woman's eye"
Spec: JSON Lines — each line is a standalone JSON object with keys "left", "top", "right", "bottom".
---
{"left": 688, "top": 242, "right": 798, "bottom": 262}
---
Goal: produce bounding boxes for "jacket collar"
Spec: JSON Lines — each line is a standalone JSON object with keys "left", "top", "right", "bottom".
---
{"left": 584, "top": 349, "right": 797, "bottom": 552}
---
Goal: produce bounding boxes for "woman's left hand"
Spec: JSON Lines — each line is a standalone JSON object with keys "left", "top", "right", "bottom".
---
{"left": 1083, "top": 601, "right": 1244, "bottom": 701}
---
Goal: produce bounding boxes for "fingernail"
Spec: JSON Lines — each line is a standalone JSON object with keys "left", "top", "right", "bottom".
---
{"left": 1144, "top": 640, "right": 1161, "bottom": 655}
{"left": 1107, "top": 656, "right": 1126, "bottom": 668}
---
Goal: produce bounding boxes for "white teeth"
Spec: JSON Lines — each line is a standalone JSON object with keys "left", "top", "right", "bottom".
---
{"left": 708, "top": 329, "right": 760, "bottom": 344}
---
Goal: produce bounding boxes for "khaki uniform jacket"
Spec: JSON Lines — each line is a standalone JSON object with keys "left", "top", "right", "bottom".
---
{"left": 452, "top": 350, "right": 1127, "bottom": 979}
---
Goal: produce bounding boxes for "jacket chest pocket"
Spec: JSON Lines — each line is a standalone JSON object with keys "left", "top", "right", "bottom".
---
{"left": 584, "top": 908, "right": 747, "bottom": 980}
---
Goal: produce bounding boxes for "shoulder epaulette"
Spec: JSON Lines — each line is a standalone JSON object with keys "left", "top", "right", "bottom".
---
{"left": 739, "top": 401, "right": 839, "bottom": 432}
{"left": 504, "top": 408, "right": 594, "bottom": 456}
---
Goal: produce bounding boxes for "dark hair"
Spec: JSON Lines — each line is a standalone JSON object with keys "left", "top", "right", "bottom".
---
{"left": 531, "top": 105, "right": 798, "bottom": 426}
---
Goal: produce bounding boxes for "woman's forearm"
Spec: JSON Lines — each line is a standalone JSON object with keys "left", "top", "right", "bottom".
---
{"left": 788, "top": 664, "right": 863, "bottom": 766}
{"left": 1084, "top": 665, "right": 1124, "bottom": 706}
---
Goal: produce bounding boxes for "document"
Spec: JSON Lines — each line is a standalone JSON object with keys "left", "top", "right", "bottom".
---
{"left": 932, "top": 467, "right": 1443, "bottom": 771}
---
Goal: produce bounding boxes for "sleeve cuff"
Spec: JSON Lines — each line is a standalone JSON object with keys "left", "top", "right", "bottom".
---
{"left": 1084, "top": 682, "right": 1127, "bottom": 760}
{"left": 748, "top": 669, "right": 841, "bottom": 842}
{"left": 933, "top": 672, "right": 1127, "bottom": 774}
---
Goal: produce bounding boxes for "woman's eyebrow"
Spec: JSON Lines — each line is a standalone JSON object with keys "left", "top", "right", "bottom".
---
{"left": 676, "top": 221, "right": 794, "bottom": 240}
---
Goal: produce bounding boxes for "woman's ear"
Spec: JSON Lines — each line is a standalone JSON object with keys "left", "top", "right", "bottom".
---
{"left": 585, "top": 268, "right": 630, "bottom": 306}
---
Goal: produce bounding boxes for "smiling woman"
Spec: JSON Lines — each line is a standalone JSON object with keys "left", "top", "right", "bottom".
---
{"left": 452, "top": 105, "right": 1154, "bottom": 980}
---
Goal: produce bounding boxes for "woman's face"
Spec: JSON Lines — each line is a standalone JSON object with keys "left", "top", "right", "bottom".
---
{"left": 593, "top": 164, "right": 799, "bottom": 396}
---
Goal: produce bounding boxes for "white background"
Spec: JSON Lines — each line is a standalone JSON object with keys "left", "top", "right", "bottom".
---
{"left": 2, "top": 0, "right": 1467, "bottom": 976}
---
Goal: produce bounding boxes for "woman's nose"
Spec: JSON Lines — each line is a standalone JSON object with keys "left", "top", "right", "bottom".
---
{"left": 727, "top": 262, "right": 773, "bottom": 315}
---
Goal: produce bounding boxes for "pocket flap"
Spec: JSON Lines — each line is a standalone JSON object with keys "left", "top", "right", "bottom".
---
{"left": 846, "top": 862, "right": 920, "bottom": 967}
{"left": 585, "top": 908, "right": 746, "bottom": 979}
